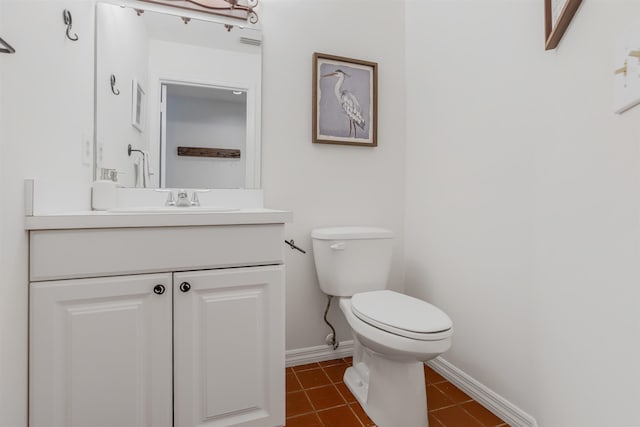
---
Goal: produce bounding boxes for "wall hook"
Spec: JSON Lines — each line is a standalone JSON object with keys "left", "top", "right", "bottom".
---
{"left": 0, "top": 36, "right": 16, "bottom": 54}
{"left": 128, "top": 144, "right": 143, "bottom": 157}
{"left": 110, "top": 74, "right": 120, "bottom": 95}
{"left": 63, "top": 9, "right": 79, "bottom": 41}
{"left": 284, "top": 240, "right": 306, "bottom": 254}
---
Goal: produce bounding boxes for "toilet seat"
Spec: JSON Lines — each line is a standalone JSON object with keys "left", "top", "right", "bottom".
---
{"left": 351, "top": 290, "right": 452, "bottom": 341}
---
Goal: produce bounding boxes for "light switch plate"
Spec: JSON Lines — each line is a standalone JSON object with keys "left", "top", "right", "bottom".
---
{"left": 81, "top": 133, "right": 92, "bottom": 166}
{"left": 24, "top": 179, "right": 34, "bottom": 216}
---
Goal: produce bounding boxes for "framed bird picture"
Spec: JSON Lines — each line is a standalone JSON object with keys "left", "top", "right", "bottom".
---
{"left": 312, "top": 52, "right": 378, "bottom": 147}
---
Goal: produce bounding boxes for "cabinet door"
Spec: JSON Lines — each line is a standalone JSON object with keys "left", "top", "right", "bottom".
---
{"left": 174, "top": 266, "right": 285, "bottom": 427}
{"left": 30, "top": 274, "right": 173, "bottom": 427}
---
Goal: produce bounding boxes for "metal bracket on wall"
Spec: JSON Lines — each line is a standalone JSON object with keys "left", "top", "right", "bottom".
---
{"left": 0, "top": 36, "right": 15, "bottom": 54}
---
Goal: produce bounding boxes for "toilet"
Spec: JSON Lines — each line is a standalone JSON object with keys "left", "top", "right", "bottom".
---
{"left": 311, "top": 226, "right": 453, "bottom": 427}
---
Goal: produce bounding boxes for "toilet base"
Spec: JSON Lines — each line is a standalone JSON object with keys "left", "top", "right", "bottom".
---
{"left": 344, "top": 349, "right": 429, "bottom": 427}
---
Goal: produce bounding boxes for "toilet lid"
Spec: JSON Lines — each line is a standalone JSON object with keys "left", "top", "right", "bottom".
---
{"left": 351, "top": 290, "right": 452, "bottom": 339}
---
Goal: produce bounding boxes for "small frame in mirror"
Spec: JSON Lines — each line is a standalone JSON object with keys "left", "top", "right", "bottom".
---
{"left": 131, "top": 79, "right": 146, "bottom": 132}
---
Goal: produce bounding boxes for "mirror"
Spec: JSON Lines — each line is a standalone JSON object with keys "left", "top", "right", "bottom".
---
{"left": 95, "top": 2, "right": 262, "bottom": 189}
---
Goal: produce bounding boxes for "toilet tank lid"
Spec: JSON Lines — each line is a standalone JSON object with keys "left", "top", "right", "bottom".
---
{"left": 311, "top": 226, "right": 393, "bottom": 240}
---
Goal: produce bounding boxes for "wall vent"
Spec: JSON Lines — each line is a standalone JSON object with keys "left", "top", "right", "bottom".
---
{"left": 240, "top": 37, "right": 262, "bottom": 46}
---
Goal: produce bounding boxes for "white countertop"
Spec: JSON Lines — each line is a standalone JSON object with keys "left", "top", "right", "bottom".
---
{"left": 25, "top": 208, "right": 293, "bottom": 230}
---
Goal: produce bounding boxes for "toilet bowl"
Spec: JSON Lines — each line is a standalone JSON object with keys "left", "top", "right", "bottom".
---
{"left": 342, "top": 291, "right": 452, "bottom": 360}
{"left": 340, "top": 292, "right": 452, "bottom": 427}
{"left": 311, "top": 227, "right": 453, "bottom": 427}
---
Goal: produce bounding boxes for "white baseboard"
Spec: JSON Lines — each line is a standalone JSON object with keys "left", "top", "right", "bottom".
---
{"left": 285, "top": 340, "right": 354, "bottom": 367}
{"left": 427, "top": 357, "right": 538, "bottom": 427}
{"left": 284, "top": 343, "right": 537, "bottom": 427}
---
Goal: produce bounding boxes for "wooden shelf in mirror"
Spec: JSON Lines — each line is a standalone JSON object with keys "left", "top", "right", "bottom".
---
{"left": 177, "top": 147, "right": 241, "bottom": 158}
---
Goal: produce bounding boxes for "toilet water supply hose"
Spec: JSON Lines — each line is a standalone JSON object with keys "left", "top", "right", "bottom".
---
{"left": 282, "top": 239, "right": 338, "bottom": 349}
{"left": 324, "top": 295, "right": 339, "bottom": 350}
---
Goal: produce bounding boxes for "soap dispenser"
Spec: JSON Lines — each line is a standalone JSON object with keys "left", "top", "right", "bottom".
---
{"left": 91, "top": 168, "right": 118, "bottom": 210}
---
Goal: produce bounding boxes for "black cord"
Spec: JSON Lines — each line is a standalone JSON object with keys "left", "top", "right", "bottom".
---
{"left": 323, "top": 295, "right": 339, "bottom": 350}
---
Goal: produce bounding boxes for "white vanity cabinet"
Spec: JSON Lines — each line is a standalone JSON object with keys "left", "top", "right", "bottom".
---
{"left": 174, "top": 267, "right": 284, "bottom": 427}
{"left": 27, "top": 213, "right": 289, "bottom": 427}
{"left": 30, "top": 273, "right": 174, "bottom": 427}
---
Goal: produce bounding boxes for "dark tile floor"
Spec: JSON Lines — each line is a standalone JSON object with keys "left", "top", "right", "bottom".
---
{"left": 286, "top": 357, "right": 508, "bottom": 427}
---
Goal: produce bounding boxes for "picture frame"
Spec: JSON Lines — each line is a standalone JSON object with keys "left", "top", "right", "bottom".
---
{"left": 312, "top": 52, "right": 377, "bottom": 147}
{"left": 544, "top": 0, "right": 583, "bottom": 50}
{"left": 131, "top": 79, "right": 146, "bottom": 132}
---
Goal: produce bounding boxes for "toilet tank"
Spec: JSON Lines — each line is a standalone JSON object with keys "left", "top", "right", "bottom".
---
{"left": 311, "top": 227, "right": 393, "bottom": 297}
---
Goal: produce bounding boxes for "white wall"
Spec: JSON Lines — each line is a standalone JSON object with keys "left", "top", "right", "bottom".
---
{"left": 0, "top": 1, "right": 94, "bottom": 426}
{"left": 261, "top": 0, "right": 406, "bottom": 351}
{"left": 166, "top": 94, "right": 246, "bottom": 188}
{"left": 0, "top": 2, "right": 11, "bottom": 426}
{"left": 96, "top": 3, "right": 150, "bottom": 187}
{"left": 405, "top": 0, "right": 640, "bottom": 425}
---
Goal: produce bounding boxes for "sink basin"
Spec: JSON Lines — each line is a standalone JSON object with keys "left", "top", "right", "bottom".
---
{"left": 108, "top": 206, "right": 238, "bottom": 213}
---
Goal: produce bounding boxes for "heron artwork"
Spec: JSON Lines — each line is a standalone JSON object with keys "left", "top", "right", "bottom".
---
{"left": 321, "top": 69, "right": 366, "bottom": 138}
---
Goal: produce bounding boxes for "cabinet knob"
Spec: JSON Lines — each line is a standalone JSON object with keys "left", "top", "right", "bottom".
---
{"left": 153, "top": 284, "right": 166, "bottom": 295}
{"left": 179, "top": 282, "right": 191, "bottom": 293}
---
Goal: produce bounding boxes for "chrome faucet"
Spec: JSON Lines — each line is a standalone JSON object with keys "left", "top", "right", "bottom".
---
{"left": 155, "top": 189, "right": 176, "bottom": 206}
{"left": 175, "top": 189, "right": 190, "bottom": 207}
{"left": 190, "top": 192, "right": 201, "bottom": 207}
{"left": 189, "top": 189, "right": 210, "bottom": 207}
{"left": 155, "top": 189, "right": 210, "bottom": 208}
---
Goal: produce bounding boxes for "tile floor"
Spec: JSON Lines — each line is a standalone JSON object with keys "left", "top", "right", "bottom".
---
{"left": 286, "top": 357, "right": 508, "bottom": 427}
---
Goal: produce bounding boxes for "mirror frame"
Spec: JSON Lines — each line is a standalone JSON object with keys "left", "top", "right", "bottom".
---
{"left": 94, "top": 0, "right": 262, "bottom": 189}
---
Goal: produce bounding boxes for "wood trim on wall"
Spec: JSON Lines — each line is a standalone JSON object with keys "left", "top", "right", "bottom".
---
{"left": 177, "top": 147, "right": 241, "bottom": 158}
{"left": 544, "top": 0, "right": 583, "bottom": 50}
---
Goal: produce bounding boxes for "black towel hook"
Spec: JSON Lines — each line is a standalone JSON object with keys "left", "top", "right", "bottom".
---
{"left": 128, "top": 144, "right": 144, "bottom": 157}
{"left": 110, "top": 74, "right": 120, "bottom": 95}
{"left": 63, "top": 9, "right": 78, "bottom": 41}
{"left": 0, "top": 36, "right": 15, "bottom": 54}
{"left": 284, "top": 240, "right": 306, "bottom": 254}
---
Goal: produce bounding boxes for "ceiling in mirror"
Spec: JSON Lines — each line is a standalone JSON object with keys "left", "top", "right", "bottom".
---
{"left": 95, "top": 2, "right": 262, "bottom": 190}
